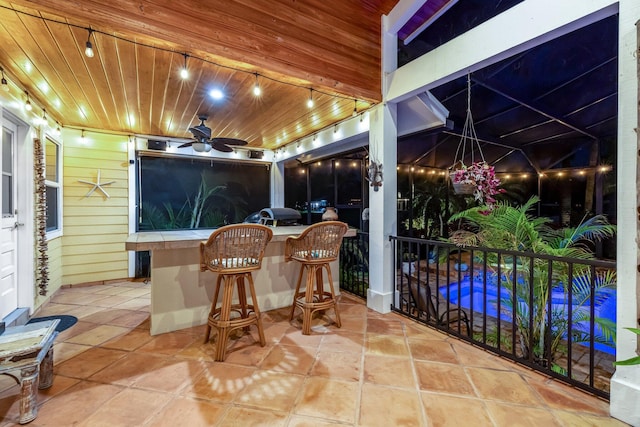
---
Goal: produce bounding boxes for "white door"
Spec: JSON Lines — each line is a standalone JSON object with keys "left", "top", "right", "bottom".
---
{"left": 1, "top": 121, "right": 18, "bottom": 319}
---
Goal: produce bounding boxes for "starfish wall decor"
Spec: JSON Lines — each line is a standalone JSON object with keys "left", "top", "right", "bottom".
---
{"left": 78, "top": 169, "right": 116, "bottom": 198}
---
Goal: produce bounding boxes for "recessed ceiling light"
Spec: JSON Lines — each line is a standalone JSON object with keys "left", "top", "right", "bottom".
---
{"left": 209, "top": 89, "right": 224, "bottom": 100}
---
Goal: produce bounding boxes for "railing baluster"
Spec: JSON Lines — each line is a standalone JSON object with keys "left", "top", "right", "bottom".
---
{"left": 385, "top": 235, "right": 613, "bottom": 399}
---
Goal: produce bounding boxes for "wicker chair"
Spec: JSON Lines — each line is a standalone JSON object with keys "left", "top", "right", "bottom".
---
{"left": 200, "top": 224, "right": 273, "bottom": 361}
{"left": 285, "top": 221, "right": 348, "bottom": 335}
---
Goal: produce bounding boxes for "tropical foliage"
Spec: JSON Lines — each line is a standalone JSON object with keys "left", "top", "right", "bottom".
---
{"left": 449, "top": 196, "right": 617, "bottom": 368}
{"left": 140, "top": 171, "right": 248, "bottom": 230}
{"left": 613, "top": 328, "right": 640, "bottom": 366}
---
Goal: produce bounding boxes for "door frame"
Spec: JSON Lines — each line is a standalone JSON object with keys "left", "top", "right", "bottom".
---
{"left": 1, "top": 108, "right": 35, "bottom": 318}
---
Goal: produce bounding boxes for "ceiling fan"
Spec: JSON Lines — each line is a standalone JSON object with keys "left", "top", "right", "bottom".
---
{"left": 178, "top": 115, "right": 248, "bottom": 153}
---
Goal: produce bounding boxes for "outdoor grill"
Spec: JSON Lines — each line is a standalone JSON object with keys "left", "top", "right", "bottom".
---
{"left": 259, "top": 208, "right": 301, "bottom": 226}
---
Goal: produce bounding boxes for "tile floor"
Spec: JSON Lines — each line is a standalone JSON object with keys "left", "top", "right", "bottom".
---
{"left": 0, "top": 280, "right": 630, "bottom": 426}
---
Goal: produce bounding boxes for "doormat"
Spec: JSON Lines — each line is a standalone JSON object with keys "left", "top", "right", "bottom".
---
{"left": 27, "top": 315, "right": 78, "bottom": 333}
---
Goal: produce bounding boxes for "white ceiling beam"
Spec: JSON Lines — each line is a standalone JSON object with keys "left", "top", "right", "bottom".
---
{"left": 403, "top": 0, "right": 459, "bottom": 45}
{"left": 384, "top": 0, "right": 428, "bottom": 34}
{"left": 386, "top": 0, "right": 618, "bottom": 103}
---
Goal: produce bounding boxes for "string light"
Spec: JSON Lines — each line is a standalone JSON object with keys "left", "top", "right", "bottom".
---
{"left": 24, "top": 91, "right": 32, "bottom": 111}
{"left": 1, "top": 5, "right": 378, "bottom": 152}
{"left": 81, "top": 129, "right": 85, "bottom": 140}
{"left": 0, "top": 67, "right": 9, "bottom": 92}
{"left": 352, "top": 99, "right": 357, "bottom": 117}
{"left": 179, "top": 53, "right": 189, "bottom": 79}
{"left": 84, "top": 29, "right": 94, "bottom": 58}
{"left": 307, "top": 89, "right": 314, "bottom": 108}
{"left": 252, "top": 73, "right": 261, "bottom": 96}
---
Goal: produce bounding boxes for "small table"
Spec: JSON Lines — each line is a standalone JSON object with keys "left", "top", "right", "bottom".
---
{"left": 0, "top": 320, "right": 59, "bottom": 424}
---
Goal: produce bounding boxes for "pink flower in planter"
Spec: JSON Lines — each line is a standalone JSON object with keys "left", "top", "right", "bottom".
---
{"left": 451, "top": 161, "right": 505, "bottom": 211}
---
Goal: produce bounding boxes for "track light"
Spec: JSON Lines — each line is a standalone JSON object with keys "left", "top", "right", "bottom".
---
{"left": 85, "top": 29, "right": 94, "bottom": 58}
{"left": 24, "top": 91, "right": 32, "bottom": 111}
{"left": 0, "top": 67, "right": 9, "bottom": 92}
{"left": 180, "top": 53, "right": 189, "bottom": 79}
{"left": 352, "top": 99, "right": 357, "bottom": 117}
{"left": 252, "top": 73, "right": 261, "bottom": 96}
{"left": 306, "top": 89, "right": 314, "bottom": 108}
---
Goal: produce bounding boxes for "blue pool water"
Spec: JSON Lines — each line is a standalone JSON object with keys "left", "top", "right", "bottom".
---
{"left": 439, "top": 274, "right": 616, "bottom": 355}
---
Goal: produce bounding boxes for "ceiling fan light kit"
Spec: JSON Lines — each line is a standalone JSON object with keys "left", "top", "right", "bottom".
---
{"left": 177, "top": 115, "right": 248, "bottom": 153}
{"left": 192, "top": 142, "right": 212, "bottom": 153}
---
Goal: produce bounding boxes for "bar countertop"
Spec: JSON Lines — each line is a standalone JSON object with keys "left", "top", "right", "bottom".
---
{"left": 125, "top": 225, "right": 355, "bottom": 252}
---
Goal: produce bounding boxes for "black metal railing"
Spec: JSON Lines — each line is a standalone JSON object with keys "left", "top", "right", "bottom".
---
{"left": 339, "top": 231, "right": 369, "bottom": 299}
{"left": 390, "top": 235, "right": 616, "bottom": 399}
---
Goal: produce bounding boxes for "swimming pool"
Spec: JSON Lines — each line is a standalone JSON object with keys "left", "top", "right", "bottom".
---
{"left": 439, "top": 273, "right": 616, "bottom": 355}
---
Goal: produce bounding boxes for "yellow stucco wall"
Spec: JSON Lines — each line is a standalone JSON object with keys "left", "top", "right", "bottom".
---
{"left": 61, "top": 129, "right": 130, "bottom": 285}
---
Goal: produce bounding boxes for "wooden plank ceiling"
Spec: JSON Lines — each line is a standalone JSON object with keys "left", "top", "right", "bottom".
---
{"left": 0, "top": 0, "right": 397, "bottom": 150}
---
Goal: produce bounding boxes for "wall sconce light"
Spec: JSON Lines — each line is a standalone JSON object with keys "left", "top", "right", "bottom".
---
{"left": 85, "top": 29, "right": 95, "bottom": 58}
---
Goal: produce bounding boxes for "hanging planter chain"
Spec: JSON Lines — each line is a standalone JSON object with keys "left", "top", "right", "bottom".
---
{"left": 450, "top": 73, "right": 503, "bottom": 206}
{"left": 452, "top": 72, "right": 485, "bottom": 169}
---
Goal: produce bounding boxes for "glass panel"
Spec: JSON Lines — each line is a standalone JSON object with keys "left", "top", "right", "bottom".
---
{"left": 138, "top": 156, "right": 270, "bottom": 230}
{"left": 2, "top": 128, "right": 11, "bottom": 173}
{"left": 335, "top": 159, "right": 362, "bottom": 206}
{"left": 2, "top": 127, "right": 12, "bottom": 216}
{"left": 308, "top": 160, "right": 333, "bottom": 223}
{"left": 45, "top": 138, "right": 59, "bottom": 182}
{"left": 2, "top": 175, "right": 11, "bottom": 216}
{"left": 46, "top": 185, "right": 58, "bottom": 231}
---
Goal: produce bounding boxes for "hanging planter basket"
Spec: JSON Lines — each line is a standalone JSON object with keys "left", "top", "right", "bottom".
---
{"left": 451, "top": 180, "right": 476, "bottom": 195}
{"left": 449, "top": 73, "right": 503, "bottom": 207}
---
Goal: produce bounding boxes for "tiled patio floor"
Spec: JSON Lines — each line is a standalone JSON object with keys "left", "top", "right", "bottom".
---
{"left": 0, "top": 280, "right": 629, "bottom": 426}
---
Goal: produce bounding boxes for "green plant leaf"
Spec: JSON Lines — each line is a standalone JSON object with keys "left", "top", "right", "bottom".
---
{"left": 614, "top": 356, "right": 640, "bottom": 366}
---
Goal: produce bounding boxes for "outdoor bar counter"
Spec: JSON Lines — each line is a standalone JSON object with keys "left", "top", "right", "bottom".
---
{"left": 126, "top": 225, "right": 355, "bottom": 335}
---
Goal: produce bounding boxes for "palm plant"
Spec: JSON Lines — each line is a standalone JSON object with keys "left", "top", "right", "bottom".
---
{"left": 449, "top": 196, "right": 617, "bottom": 369}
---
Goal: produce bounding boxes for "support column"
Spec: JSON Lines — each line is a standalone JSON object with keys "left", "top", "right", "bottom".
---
{"left": 367, "top": 103, "right": 398, "bottom": 313}
{"left": 610, "top": 1, "right": 640, "bottom": 425}
{"left": 367, "top": 13, "right": 399, "bottom": 314}
{"left": 271, "top": 160, "right": 285, "bottom": 208}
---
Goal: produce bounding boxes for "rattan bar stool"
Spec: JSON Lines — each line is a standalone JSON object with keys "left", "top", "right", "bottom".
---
{"left": 200, "top": 224, "right": 273, "bottom": 361}
{"left": 285, "top": 221, "right": 348, "bottom": 335}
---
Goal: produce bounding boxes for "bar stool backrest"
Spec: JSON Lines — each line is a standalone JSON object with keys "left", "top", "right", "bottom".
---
{"left": 200, "top": 224, "right": 273, "bottom": 273}
{"left": 285, "top": 221, "right": 348, "bottom": 263}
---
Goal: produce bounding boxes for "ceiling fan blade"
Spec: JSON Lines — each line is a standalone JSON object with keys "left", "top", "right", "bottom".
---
{"left": 211, "top": 141, "right": 234, "bottom": 153}
{"left": 211, "top": 137, "right": 248, "bottom": 146}
{"left": 177, "top": 142, "right": 193, "bottom": 148}
{"left": 188, "top": 126, "right": 211, "bottom": 140}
